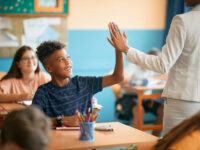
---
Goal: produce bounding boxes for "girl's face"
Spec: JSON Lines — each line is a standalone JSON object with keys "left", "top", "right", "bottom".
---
{"left": 17, "top": 50, "right": 38, "bottom": 74}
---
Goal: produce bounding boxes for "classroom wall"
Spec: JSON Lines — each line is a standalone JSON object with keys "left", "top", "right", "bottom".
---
{"left": 0, "top": 0, "right": 167, "bottom": 122}
{"left": 67, "top": 0, "right": 167, "bottom": 122}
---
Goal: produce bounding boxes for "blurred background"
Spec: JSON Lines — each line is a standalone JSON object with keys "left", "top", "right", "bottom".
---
{"left": 0, "top": 0, "right": 189, "bottom": 122}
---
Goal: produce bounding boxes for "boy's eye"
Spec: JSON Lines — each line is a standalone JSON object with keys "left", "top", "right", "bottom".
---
{"left": 57, "top": 56, "right": 71, "bottom": 62}
{"left": 58, "top": 58, "right": 64, "bottom": 62}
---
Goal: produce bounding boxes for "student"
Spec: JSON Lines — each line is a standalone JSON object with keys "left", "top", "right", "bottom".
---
{"left": 107, "top": 0, "right": 200, "bottom": 134}
{"left": 0, "top": 46, "right": 51, "bottom": 102}
{"left": 32, "top": 40, "right": 123, "bottom": 127}
{"left": 154, "top": 111, "right": 200, "bottom": 150}
{"left": 0, "top": 106, "right": 51, "bottom": 150}
{"left": 117, "top": 48, "right": 164, "bottom": 136}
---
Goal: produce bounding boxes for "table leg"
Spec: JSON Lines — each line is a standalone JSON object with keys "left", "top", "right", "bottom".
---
{"left": 138, "top": 92, "right": 143, "bottom": 130}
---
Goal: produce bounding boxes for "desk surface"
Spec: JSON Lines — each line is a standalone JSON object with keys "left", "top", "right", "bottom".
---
{"left": 0, "top": 103, "right": 100, "bottom": 115}
{"left": 48, "top": 122, "right": 158, "bottom": 150}
{"left": 0, "top": 103, "right": 25, "bottom": 116}
{"left": 123, "top": 75, "right": 167, "bottom": 92}
{"left": 122, "top": 84, "right": 165, "bottom": 92}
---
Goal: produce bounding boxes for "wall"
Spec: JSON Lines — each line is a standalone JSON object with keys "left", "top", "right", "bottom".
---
{"left": 67, "top": 0, "right": 167, "bottom": 122}
{"left": 0, "top": 0, "right": 167, "bottom": 122}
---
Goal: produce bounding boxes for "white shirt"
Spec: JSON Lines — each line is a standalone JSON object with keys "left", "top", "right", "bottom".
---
{"left": 126, "top": 4, "right": 200, "bottom": 102}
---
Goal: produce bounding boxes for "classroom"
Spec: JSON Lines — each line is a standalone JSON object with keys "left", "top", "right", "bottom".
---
{"left": 0, "top": 0, "right": 200, "bottom": 150}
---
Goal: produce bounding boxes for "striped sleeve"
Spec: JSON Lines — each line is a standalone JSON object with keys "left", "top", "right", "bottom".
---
{"left": 32, "top": 86, "right": 46, "bottom": 111}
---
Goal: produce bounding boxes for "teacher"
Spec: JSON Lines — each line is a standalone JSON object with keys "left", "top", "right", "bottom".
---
{"left": 107, "top": 0, "right": 200, "bottom": 134}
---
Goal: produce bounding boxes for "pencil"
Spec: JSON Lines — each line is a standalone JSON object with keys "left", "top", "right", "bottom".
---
{"left": 76, "top": 110, "right": 82, "bottom": 122}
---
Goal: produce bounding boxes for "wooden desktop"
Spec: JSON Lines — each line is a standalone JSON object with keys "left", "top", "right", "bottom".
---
{"left": 48, "top": 122, "right": 158, "bottom": 150}
{"left": 0, "top": 103, "right": 158, "bottom": 150}
{"left": 0, "top": 103, "right": 25, "bottom": 128}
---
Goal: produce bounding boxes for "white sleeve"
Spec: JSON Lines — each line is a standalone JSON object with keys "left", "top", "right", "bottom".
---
{"left": 126, "top": 15, "right": 186, "bottom": 74}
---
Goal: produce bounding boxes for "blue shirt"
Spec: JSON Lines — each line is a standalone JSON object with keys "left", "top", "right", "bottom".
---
{"left": 32, "top": 75, "right": 102, "bottom": 117}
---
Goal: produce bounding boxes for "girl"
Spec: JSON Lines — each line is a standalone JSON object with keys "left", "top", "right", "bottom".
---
{"left": 0, "top": 45, "right": 51, "bottom": 102}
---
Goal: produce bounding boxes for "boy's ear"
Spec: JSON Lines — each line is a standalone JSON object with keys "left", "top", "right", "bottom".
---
{"left": 44, "top": 65, "right": 52, "bottom": 73}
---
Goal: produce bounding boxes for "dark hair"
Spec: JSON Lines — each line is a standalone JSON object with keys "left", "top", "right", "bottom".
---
{"left": 36, "top": 41, "right": 66, "bottom": 64}
{"left": 184, "top": 0, "right": 200, "bottom": 7}
{"left": 1, "top": 106, "right": 51, "bottom": 150}
{"left": 154, "top": 111, "right": 200, "bottom": 150}
{"left": 148, "top": 48, "right": 161, "bottom": 56}
{"left": 1, "top": 46, "right": 40, "bottom": 81}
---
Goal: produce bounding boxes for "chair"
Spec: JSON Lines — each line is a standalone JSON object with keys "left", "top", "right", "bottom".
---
{"left": 111, "top": 84, "right": 132, "bottom": 125}
{"left": 0, "top": 72, "right": 7, "bottom": 80}
{"left": 111, "top": 83, "right": 160, "bottom": 129}
{"left": 111, "top": 84, "right": 121, "bottom": 101}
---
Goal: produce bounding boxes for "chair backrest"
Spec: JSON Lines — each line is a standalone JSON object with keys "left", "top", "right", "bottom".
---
{"left": 111, "top": 84, "right": 121, "bottom": 101}
{"left": 0, "top": 72, "right": 7, "bottom": 80}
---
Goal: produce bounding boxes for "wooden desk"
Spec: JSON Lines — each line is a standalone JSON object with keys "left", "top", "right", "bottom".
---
{"left": 48, "top": 122, "right": 158, "bottom": 150}
{"left": 0, "top": 102, "right": 100, "bottom": 128}
{"left": 0, "top": 103, "right": 25, "bottom": 128}
{"left": 122, "top": 84, "right": 165, "bottom": 131}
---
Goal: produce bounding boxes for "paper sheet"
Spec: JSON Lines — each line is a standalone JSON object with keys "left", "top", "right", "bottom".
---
{"left": 0, "top": 30, "right": 19, "bottom": 47}
{"left": 0, "top": 17, "right": 12, "bottom": 30}
{"left": 23, "top": 18, "right": 48, "bottom": 38}
{"left": 21, "top": 35, "right": 38, "bottom": 51}
{"left": 22, "top": 17, "right": 61, "bottom": 49}
{"left": 18, "top": 100, "right": 32, "bottom": 106}
{"left": 43, "top": 17, "right": 61, "bottom": 25}
{"left": 38, "top": 26, "right": 60, "bottom": 44}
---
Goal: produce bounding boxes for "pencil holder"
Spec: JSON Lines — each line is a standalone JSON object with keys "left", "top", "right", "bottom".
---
{"left": 78, "top": 122, "right": 94, "bottom": 141}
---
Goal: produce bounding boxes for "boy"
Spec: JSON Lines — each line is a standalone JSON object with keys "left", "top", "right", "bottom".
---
{"left": 32, "top": 40, "right": 123, "bottom": 127}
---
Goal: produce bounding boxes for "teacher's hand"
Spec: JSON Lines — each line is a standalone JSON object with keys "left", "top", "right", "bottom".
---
{"left": 107, "top": 22, "right": 130, "bottom": 54}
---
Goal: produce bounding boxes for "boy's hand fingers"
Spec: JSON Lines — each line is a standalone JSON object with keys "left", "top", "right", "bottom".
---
{"left": 107, "top": 37, "right": 115, "bottom": 47}
{"left": 123, "top": 31, "right": 127, "bottom": 39}
{"left": 113, "top": 22, "right": 122, "bottom": 36}
{"left": 110, "top": 23, "right": 118, "bottom": 38}
{"left": 108, "top": 23, "right": 115, "bottom": 39}
{"left": 109, "top": 26, "right": 117, "bottom": 42}
{"left": 113, "top": 23, "right": 121, "bottom": 37}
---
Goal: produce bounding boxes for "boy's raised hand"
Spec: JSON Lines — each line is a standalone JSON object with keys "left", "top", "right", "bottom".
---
{"left": 107, "top": 22, "right": 130, "bottom": 54}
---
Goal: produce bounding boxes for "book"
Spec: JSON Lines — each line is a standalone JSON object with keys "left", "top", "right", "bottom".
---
{"left": 56, "top": 125, "right": 79, "bottom": 130}
{"left": 18, "top": 100, "right": 32, "bottom": 106}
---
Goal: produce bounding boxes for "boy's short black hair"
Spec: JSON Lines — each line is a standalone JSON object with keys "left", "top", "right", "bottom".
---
{"left": 36, "top": 40, "right": 66, "bottom": 64}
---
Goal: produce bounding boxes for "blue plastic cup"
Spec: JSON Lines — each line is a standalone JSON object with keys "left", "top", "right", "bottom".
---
{"left": 79, "top": 122, "right": 94, "bottom": 141}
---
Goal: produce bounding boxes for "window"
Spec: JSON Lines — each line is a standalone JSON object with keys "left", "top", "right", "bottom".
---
{"left": 34, "top": 0, "right": 63, "bottom": 13}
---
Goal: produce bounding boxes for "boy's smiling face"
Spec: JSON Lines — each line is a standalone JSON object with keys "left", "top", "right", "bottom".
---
{"left": 44, "top": 49, "right": 72, "bottom": 79}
